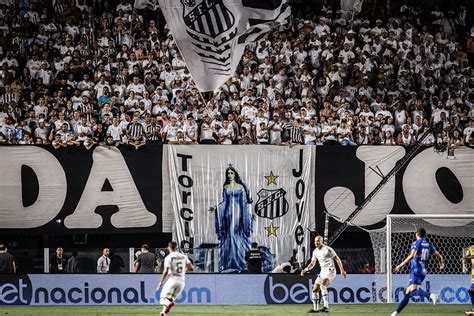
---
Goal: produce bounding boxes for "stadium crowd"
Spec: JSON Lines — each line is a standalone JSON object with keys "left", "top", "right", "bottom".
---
{"left": 0, "top": 0, "right": 473, "bottom": 151}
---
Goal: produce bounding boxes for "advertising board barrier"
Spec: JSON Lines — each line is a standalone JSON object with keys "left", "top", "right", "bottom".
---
{"left": 0, "top": 274, "right": 470, "bottom": 305}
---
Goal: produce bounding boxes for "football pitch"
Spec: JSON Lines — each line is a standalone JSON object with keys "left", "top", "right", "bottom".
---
{"left": 0, "top": 304, "right": 470, "bottom": 316}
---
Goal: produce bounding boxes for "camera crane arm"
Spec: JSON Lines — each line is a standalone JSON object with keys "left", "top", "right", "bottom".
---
{"left": 327, "top": 123, "right": 441, "bottom": 246}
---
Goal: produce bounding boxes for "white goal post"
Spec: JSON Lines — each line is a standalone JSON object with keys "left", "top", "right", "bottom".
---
{"left": 385, "top": 214, "right": 474, "bottom": 303}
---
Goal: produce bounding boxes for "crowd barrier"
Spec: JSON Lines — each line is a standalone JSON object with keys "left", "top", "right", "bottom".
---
{"left": 0, "top": 274, "right": 470, "bottom": 305}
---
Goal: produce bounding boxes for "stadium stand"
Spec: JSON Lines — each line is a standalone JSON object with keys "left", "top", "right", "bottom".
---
{"left": 0, "top": 0, "right": 472, "bottom": 149}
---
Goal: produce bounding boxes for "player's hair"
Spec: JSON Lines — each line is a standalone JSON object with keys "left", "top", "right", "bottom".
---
{"left": 0, "top": 244, "right": 6, "bottom": 251}
{"left": 141, "top": 244, "right": 149, "bottom": 251}
{"left": 417, "top": 227, "right": 427, "bottom": 237}
{"left": 168, "top": 241, "right": 178, "bottom": 250}
{"left": 251, "top": 242, "right": 258, "bottom": 248}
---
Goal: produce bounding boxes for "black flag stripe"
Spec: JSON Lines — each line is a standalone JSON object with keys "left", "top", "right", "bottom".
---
{"left": 205, "top": 11, "right": 216, "bottom": 37}
{"left": 212, "top": 6, "right": 224, "bottom": 34}
{"left": 196, "top": 15, "right": 205, "bottom": 34}
{"left": 220, "top": 3, "right": 232, "bottom": 29}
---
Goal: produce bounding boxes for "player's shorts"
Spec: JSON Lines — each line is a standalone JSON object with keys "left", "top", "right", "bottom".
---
{"left": 316, "top": 267, "right": 336, "bottom": 284}
{"left": 409, "top": 268, "right": 426, "bottom": 285}
{"left": 161, "top": 280, "right": 185, "bottom": 300}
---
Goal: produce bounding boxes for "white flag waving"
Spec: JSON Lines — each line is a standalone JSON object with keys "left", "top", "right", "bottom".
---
{"left": 341, "top": 0, "right": 363, "bottom": 13}
{"left": 158, "top": 0, "right": 291, "bottom": 92}
{"left": 353, "top": 0, "right": 363, "bottom": 13}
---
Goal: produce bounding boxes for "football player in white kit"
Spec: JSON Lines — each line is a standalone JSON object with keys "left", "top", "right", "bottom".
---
{"left": 301, "top": 236, "right": 347, "bottom": 313}
{"left": 157, "top": 241, "right": 194, "bottom": 315}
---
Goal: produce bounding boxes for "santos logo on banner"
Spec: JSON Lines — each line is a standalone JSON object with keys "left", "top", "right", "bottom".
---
{"left": 168, "top": 145, "right": 312, "bottom": 272}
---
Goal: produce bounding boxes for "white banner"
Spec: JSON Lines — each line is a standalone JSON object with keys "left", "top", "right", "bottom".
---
{"left": 168, "top": 145, "right": 312, "bottom": 272}
{"left": 157, "top": 0, "right": 290, "bottom": 92}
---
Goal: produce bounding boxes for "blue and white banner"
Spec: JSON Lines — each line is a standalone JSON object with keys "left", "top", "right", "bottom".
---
{"left": 0, "top": 274, "right": 470, "bottom": 305}
{"left": 168, "top": 145, "right": 313, "bottom": 273}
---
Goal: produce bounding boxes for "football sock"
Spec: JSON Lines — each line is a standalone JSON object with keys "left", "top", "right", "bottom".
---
{"left": 320, "top": 285, "right": 329, "bottom": 309}
{"left": 159, "top": 297, "right": 174, "bottom": 314}
{"left": 311, "top": 291, "right": 319, "bottom": 310}
{"left": 411, "top": 288, "right": 430, "bottom": 299}
{"left": 165, "top": 300, "right": 175, "bottom": 313}
{"left": 396, "top": 292, "right": 411, "bottom": 313}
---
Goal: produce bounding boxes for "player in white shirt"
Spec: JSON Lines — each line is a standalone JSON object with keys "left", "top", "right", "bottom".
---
{"left": 158, "top": 241, "right": 193, "bottom": 316}
{"left": 301, "top": 236, "right": 346, "bottom": 313}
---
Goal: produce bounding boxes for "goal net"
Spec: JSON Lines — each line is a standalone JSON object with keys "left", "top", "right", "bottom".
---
{"left": 370, "top": 214, "right": 474, "bottom": 303}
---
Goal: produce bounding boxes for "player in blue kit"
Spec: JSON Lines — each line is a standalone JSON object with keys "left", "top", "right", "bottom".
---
{"left": 391, "top": 228, "right": 445, "bottom": 316}
{"left": 461, "top": 244, "right": 474, "bottom": 315}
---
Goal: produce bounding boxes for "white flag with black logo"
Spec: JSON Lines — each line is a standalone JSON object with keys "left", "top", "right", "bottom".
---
{"left": 158, "top": 0, "right": 291, "bottom": 92}
{"left": 341, "top": 0, "right": 363, "bottom": 12}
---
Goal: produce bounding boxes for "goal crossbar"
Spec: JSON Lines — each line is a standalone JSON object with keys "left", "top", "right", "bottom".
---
{"left": 386, "top": 214, "right": 474, "bottom": 219}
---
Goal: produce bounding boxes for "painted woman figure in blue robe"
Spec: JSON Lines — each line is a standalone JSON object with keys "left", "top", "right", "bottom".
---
{"left": 214, "top": 166, "right": 253, "bottom": 273}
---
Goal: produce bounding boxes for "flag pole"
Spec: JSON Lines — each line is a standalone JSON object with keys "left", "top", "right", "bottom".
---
{"left": 161, "top": 29, "right": 210, "bottom": 112}
{"left": 197, "top": 90, "right": 213, "bottom": 114}
{"left": 197, "top": 90, "right": 208, "bottom": 106}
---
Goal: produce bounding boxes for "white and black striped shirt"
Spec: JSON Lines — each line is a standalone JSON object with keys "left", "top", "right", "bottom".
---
{"left": 145, "top": 124, "right": 161, "bottom": 142}
{"left": 12, "top": 37, "right": 26, "bottom": 56}
{"left": 127, "top": 122, "right": 145, "bottom": 138}
{"left": 0, "top": 93, "right": 18, "bottom": 104}
{"left": 285, "top": 123, "right": 303, "bottom": 144}
{"left": 54, "top": 3, "right": 68, "bottom": 23}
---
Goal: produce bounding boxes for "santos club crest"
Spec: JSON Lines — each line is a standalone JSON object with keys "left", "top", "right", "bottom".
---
{"left": 181, "top": 0, "right": 237, "bottom": 75}
{"left": 160, "top": 0, "right": 291, "bottom": 91}
{"left": 182, "top": 0, "right": 235, "bottom": 37}
{"left": 255, "top": 188, "right": 289, "bottom": 220}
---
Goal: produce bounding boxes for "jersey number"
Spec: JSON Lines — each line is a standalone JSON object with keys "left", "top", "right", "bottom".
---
{"left": 175, "top": 261, "right": 184, "bottom": 274}
{"left": 421, "top": 249, "right": 429, "bottom": 261}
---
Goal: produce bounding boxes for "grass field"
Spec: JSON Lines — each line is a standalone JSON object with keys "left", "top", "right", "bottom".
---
{"left": 0, "top": 304, "right": 470, "bottom": 316}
